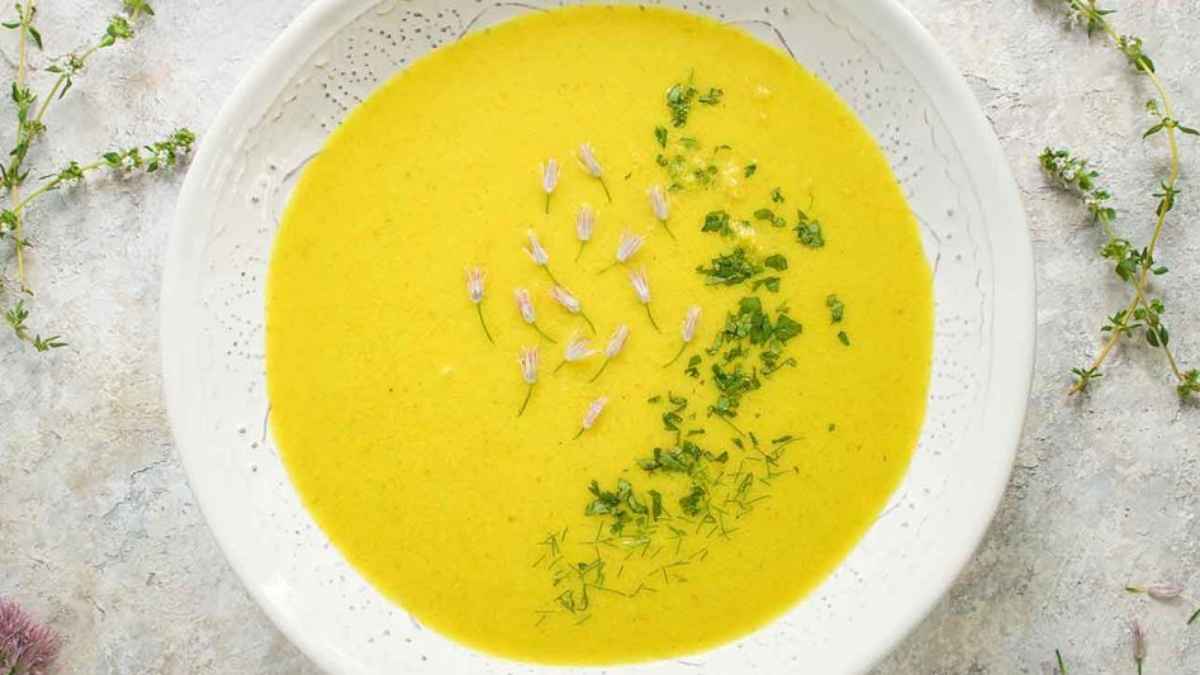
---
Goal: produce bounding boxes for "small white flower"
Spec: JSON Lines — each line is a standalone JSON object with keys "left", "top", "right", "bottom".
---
{"left": 465, "top": 267, "right": 486, "bottom": 303}
{"left": 558, "top": 332, "right": 596, "bottom": 370}
{"left": 515, "top": 288, "right": 536, "bottom": 324}
{"left": 629, "top": 268, "right": 652, "bottom": 304}
{"left": 466, "top": 268, "right": 493, "bottom": 343}
{"left": 615, "top": 232, "right": 645, "bottom": 264}
{"left": 579, "top": 143, "right": 603, "bottom": 177}
{"left": 576, "top": 204, "right": 595, "bottom": 243}
{"left": 648, "top": 185, "right": 669, "bottom": 221}
{"left": 581, "top": 396, "right": 609, "bottom": 431}
{"left": 1146, "top": 583, "right": 1185, "bottom": 600}
{"left": 519, "top": 345, "right": 540, "bottom": 384}
{"left": 517, "top": 345, "right": 540, "bottom": 416}
{"left": 605, "top": 324, "right": 629, "bottom": 358}
{"left": 542, "top": 159, "right": 559, "bottom": 194}
{"left": 681, "top": 305, "right": 701, "bottom": 342}
{"left": 578, "top": 143, "right": 612, "bottom": 202}
{"left": 629, "top": 268, "right": 659, "bottom": 332}
{"left": 591, "top": 324, "right": 629, "bottom": 383}
{"left": 525, "top": 230, "right": 550, "bottom": 266}
{"left": 551, "top": 285, "right": 582, "bottom": 313}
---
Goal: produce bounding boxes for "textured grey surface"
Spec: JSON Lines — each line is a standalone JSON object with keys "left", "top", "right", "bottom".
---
{"left": 1, "top": 1, "right": 1197, "bottom": 673}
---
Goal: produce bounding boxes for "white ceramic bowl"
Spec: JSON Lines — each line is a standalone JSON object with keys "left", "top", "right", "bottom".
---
{"left": 161, "top": 1, "right": 1034, "bottom": 672}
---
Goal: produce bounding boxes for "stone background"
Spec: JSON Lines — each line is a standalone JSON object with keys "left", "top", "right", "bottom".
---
{"left": 2, "top": 1, "right": 1197, "bottom": 673}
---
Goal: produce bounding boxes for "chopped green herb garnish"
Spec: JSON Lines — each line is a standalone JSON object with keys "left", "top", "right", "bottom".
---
{"left": 763, "top": 254, "right": 788, "bottom": 271}
{"left": 751, "top": 276, "right": 781, "bottom": 293}
{"left": 774, "top": 314, "right": 803, "bottom": 342}
{"left": 744, "top": 162, "right": 757, "bottom": 178}
{"left": 666, "top": 81, "right": 697, "bottom": 127}
{"left": 685, "top": 354, "right": 702, "bottom": 378}
{"left": 701, "top": 209, "right": 733, "bottom": 237}
{"left": 826, "top": 294, "right": 845, "bottom": 323}
{"left": 697, "top": 88, "right": 723, "bottom": 105}
{"left": 837, "top": 331, "right": 850, "bottom": 346}
{"left": 679, "top": 136, "right": 700, "bottom": 150}
{"left": 770, "top": 187, "right": 785, "bottom": 203}
{"left": 697, "top": 248, "right": 762, "bottom": 286}
{"left": 654, "top": 126, "right": 667, "bottom": 148}
{"left": 679, "top": 484, "right": 707, "bottom": 516}
{"left": 795, "top": 209, "right": 825, "bottom": 248}
{"left": 753, "top": 207, "right": 788, "bottom": 227}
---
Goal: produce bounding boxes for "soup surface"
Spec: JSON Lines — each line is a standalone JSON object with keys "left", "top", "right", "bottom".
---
{"left": 267, "top": 4, "right": 932, "bottom": 665}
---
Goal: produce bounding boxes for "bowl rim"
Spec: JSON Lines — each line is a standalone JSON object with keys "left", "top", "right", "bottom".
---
{"left": 161, "top": 1, "right": 1035, "bottom": 672}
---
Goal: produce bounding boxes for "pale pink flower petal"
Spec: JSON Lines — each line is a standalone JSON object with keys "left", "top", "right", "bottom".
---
{"left": 514, "top": 288, "right": 536, "bottom": 324}
{"left": 1147, "top": 583, "right": 1185, "bottom": 600}
{"left": 579, "top": 143, "right": 603, "bottom": 177}
{"left": 562, "top": 332, "right": 596, "bottom": 363}
{"left": 681, "top": 305, "right": 702, "bottom": 342}
{"left": 542, "top": 159, "right": 559, "bottom": 194}
{"left": 519, "top": 346, "right": 540, "bottom": 384}
{"left": 648, "top": 185, "right": 669, "bottom": 221}
{"left": 465, "top": 267, "right": 486, "bottom": 304}
{"left": 629, "top": 268, "right": 652, "bottom": 304}
{"left": 576, "top": 205, "right": 595, "bottom": 243}
{"left": 605, "top": 324, "right": 630, "bottom": 358}
{"left": 1132, "top": 620, "right": 1146, "bottom": 663}
{"left": 581, "top": 396, "right": 609, "bottom": 430}
{"left": 524, "top": 230, "right": 550, "bottom": 266}
{"left": 551, "top": 285, "right": 583, "bottom": 314}
{"left": 615, "top": 232, "right": 645, "bottom": 264}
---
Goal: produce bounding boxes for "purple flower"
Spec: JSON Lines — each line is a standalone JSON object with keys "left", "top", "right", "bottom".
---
{"left": 0, "top": 597, "right": 61, "bottom": 675}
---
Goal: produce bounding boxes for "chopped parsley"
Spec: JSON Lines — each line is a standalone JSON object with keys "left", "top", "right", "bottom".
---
{"left": 701, "top": 210, "right": 733, "bottom": 236}
{"left": 837, "top": 331, "right": 851, "bottom": 346}
{"left": 585, "top": 479, "right": 657, "bottom": 534}
{"left": 770, "top": 187, "right": 785, "bottom": 203}
{"left": 697, "top": 248, "right": 762, "bottom": 286}
{"left": 666, "top": 82, "right": 698, "bottom": 127}
{"left": 697, "top": 87, "right": 723, "bottom": 105}
{"left": 654, "top": 126, "right": 668, "bottom": 148}
{"left": 685, "top": 354, "right": 702, "bottom": 378}
{"left": 751, "top": 276, "right": 781, "bottom": 293}
{"left": 826, "top": 294, "right": 845, "bottom": 323}
{"left": 753, "top": 208, "right": 788, "bottom": 227}
{"left": 795, "top": 208, "right": 825, "bottom": 248}
{"left": 763, "top": 254, "right": 788, "bottom": 271}
{"left": 744, "top": 162, "right": 757, "bottom": 178}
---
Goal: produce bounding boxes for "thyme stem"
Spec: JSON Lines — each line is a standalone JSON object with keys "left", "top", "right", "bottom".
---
{"left": 644, "top": 304, "right": 660, "bottom": 332}
{"left": 475, "top": 303, "right": 494, "bottom": 344}
{"left": 518, "top": 384, "right": 534, "bottom": 416}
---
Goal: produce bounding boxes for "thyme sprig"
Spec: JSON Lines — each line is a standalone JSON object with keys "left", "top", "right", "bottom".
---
{"left": 1042, "top": 1, "right": 1198, "bottom": 397}
{"left": 0, "top": 0, "right": 195, "bottom": 352}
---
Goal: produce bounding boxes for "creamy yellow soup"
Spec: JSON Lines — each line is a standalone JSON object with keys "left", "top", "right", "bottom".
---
{"left": 267, "top": 4, "right": 931, "bottom": 665}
